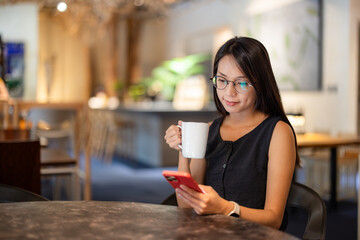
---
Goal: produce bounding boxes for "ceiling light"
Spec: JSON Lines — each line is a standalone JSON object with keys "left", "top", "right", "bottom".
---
{"left": 57, "top": 2, "right": 67, "bottom": 12}
{"left": 133, "top": 0, "right": 145, "bottom": 7}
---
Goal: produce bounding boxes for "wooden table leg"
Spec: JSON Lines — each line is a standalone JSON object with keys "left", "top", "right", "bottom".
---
{"left": 84, "top": 107, "right": 92, "bottom": 200}
{"left": 330, "top": 147, "right": 337, "bottom": 209}
{"left": 84, "top": 147, "right": 92, "bottom": 200}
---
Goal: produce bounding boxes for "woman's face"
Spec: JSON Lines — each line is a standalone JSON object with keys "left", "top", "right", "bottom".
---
{"left": 216, "top": 55, "right": 257, "bottom": 115}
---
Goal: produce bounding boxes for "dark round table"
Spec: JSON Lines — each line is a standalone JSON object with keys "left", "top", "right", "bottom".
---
{"left": 0, "top": 201, "right": 299, "bottom": 239}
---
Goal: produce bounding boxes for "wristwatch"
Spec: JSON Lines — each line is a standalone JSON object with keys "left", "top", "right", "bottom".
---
{"left": 227, "top": 201, "right": 240, "bottom": 217}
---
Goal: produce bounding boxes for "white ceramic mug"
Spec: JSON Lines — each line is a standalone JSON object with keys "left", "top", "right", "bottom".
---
{"left": 178, "top": 122, "right": 209, "bottom": 159}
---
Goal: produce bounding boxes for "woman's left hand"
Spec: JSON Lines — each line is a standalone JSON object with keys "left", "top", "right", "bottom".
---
{"left": 176, "top": 184, "right": 233, "bottom": 215}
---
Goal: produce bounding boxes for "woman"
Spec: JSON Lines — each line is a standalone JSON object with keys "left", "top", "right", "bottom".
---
{"left": 164, "top": 36, "right": 299, "bottom": 230}
{"left": 0, "top": 78, "right": 9, "bottom": 100}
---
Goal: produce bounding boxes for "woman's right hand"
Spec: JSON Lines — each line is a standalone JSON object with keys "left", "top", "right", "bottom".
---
{"left": 164, "top": 120, "right": 182, "bottom": 151}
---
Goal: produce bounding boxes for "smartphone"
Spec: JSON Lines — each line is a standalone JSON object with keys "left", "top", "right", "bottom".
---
{"left": 162, "top": 170, "right": 205, "bottom": 193}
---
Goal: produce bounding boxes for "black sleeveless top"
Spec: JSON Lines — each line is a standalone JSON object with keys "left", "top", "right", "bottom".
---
{"left": 204, "top": 115, "right": 288, "bottom": 230}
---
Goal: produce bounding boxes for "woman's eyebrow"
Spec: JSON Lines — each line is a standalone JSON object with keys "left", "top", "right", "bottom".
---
{"left": 217, "top": 72, "right": 227, "bottom": 77}
{"left": 218, "top": 71, "right": 247, "bottom": 79}
{"left": 235, "top": 76, "right": 247, "bottom": 80}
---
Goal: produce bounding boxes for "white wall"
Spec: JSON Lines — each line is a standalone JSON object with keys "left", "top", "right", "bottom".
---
{"left": 350, "top": 0, "right": 360, "bottom": 135}
{"left": 38, "top": 12, "right": 90, "bottom": 102}
{"left": 167, "top": 0, "right": 357, "bottom": 135}
{"left": 0, "top": 3, "right": 38, "bottom": 100}
{"left": 167, "top": 0, "right": 232, "bottom": 58}
{"left": 282, "top": 0, "right": 351, "bottom": 135}
{"left": 0, "top": 3, "right": 90, "bottom": 102}
{"left": 140, "top": 18, "right": 169, "bottom": 79}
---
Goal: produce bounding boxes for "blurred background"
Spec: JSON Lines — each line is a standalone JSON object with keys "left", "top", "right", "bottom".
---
{"left": 0, "top": 0, "right": 359, "bottom": 239}
{"left": 0, "top": 0, "right": 358, "bottom": 135}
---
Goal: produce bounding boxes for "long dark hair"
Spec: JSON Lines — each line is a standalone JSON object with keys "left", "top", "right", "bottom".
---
{"left": 212, "top": 36, "right": 299, "bottom": 166}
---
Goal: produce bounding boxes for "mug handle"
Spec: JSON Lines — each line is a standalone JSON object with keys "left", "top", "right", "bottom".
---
{"left": 177, "top": 124, "right": 182, "bottom": 150}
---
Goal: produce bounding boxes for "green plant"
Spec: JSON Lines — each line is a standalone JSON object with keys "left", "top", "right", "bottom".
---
{"left": 132, "top": 53, "right": 211, "bottom": 101}
{"left": 114, "top": 81, "right": 126, "bottom": 100}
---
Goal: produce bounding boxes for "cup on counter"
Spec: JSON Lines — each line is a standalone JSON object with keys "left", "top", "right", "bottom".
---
{"left": 178, "top": 122, "right": 209, "bottom": 159}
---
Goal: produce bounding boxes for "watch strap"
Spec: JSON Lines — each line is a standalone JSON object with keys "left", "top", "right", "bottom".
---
{"left": 227, "top": 201, "right": 240, "bottom": 217}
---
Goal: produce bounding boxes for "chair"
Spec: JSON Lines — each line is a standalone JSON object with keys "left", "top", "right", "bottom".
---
{"left": 0, "top": 138, "right": 41, "bottom": 194}
{"left": 0, "top": 183, "right": 48, "bottom": 202}
{"left": 287, "top": 182, "right": 327, "bottom": 240}
{"left": 161, "top": 182, "right": 327, "bottom": 240}
{"left": 87, "top": 109, "right": 136, "bottom": 164}
{"left": 113, "top": 113, "right": 136, "bottom": 163}
{"left": 87, "top": 109, "right": 113, "bottom": 163}
{"left": 27, "top": 108, "right": 82, "bottom": 200}
{"left": 161, "top": 191, "right": 177, "bottom": 206}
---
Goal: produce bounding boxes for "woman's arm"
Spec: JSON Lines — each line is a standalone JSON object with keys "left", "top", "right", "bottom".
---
{"left": 176, "top": 152, "right": 206, "bottom": 208}
{"left": 240, "top": 121, "right": 296, "bottom": 228}
{"left": 175, "top": 121, "right": 296, "bottom": 229}
{"left": 0, "top": 80, "right": 9, "bottom": 100}
{"left": 164, "top": 121, "right": 208, "bottom": 208}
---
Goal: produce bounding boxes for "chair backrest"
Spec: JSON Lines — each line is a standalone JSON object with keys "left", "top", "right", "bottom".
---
{"left": 161, "top": 192, "right": 177, "bottom": 206}
{"left": 27, "top": 108, "right": 79, "bottom": 154}
{"left": 27, "top": 108, "right": 76, "bottom": 127}
{"left": 27, "top": 108, "right": 76, "bottom": 138}
{"left": 0, "top": 183, "right": 48, "bottom": 202}
{"left": 287, "top": 182, "right": 327, "bottom": 240}
{"left": 0, "top": 139, "right": 41, "bottom": 194}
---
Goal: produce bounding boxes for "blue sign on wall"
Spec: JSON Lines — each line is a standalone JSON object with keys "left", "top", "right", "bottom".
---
{"left": 5, "top": 42, "right": 24, "bottom": 97}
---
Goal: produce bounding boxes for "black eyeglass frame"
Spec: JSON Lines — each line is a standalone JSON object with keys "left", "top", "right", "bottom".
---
{"left": 210, "top": 76, "right": 253, "bottom": 93}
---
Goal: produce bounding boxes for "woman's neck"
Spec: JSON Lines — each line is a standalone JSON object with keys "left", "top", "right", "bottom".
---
{"left": 220, "top": 111, "right": 268, "bottom": 141}
{"left": 225, "top": 110, "right": 267, "bottom": 127}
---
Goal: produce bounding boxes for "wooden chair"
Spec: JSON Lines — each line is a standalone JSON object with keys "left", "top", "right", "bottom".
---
{"left": 87, "top": 109, "right": 111, "bottom": 162}
{"left": 27, "top": 108, "right": 82, "bottom": 200}
{"left": 87, "top": 109, "right": 135, "bottom": 164}
{"left": 0, "top": 138, "right": 41, "bottom": 194}
{"left": 0, "top": 183, "right": 48, "bottom": 203}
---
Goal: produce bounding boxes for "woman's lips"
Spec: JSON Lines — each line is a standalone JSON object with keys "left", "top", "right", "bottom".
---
{"left": 225, "top": 100, "right": 238, "bottom": 106}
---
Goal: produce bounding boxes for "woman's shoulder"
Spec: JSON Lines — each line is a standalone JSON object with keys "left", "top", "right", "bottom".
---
{"left": 273, "top": 120, "right": 295, "bottom": 142}
{"left": 209, "top": 116, "right": 223, "bottom": 128}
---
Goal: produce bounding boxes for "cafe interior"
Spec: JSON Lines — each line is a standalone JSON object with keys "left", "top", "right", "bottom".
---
{"left": 0, "top": 0, "right": 359, "bottom": 239}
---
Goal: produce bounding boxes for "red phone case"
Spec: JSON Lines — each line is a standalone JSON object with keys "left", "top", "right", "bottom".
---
{"left": 162, "top": 170, "right": 204, "bottom": 193}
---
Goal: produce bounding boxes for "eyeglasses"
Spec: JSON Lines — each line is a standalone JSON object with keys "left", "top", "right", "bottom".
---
{"left": 210, "top": 76, "right": 253, "bottom": 93}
